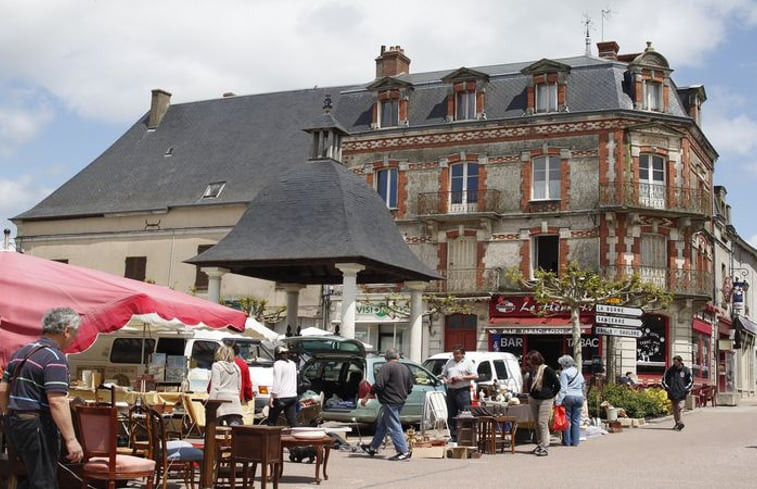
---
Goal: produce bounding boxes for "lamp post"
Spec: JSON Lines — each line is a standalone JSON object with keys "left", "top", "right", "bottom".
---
{"left": 730, "top": 267, "right": 750, "bottom": 319}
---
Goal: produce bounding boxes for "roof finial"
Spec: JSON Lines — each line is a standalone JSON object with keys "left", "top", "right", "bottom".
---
{"left": 645, "top": 41, "right": 654, "bottom": 51}
{"left": 583, "top": 14, "right": 593, "bottom": 56}
{"left": 323, "top": 94, "right": 333, "bottom": 113}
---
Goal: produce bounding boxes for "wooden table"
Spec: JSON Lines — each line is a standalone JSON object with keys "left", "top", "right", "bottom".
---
{"left": 476, "top": 415, "right": 518, "bottom": 454}
{"left": 279, "top": 435, "right": 334, "bottom": 485}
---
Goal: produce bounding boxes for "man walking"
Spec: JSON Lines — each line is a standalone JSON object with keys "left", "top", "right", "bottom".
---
{"left": 441, "top": 345, "right": 478, "bottom": 443}
{"left": 359, "top": 348, "right": 414, "bottom": 461}
{"left": 662, "top": 355, "right": 693, "bottom": 431}
{"left": 0, "top": 307, "right": 84, "bottom": 489}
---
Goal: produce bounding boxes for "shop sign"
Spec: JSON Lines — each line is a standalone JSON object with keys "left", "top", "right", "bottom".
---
{"left": 355, "top": 301, "right": 409, "bottom": 322}
{"left": 490, "top": 295, "right": 594, "bottom": 319}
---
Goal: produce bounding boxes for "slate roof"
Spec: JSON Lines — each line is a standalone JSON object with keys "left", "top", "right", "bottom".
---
{"left": 16, "top": 53, "right": 697, "bottom": 221}
{"left": 186, "top": 159, "right": 441, "bottom": 284}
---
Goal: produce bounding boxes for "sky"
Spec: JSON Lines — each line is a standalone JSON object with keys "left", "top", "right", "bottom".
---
{"left": 2, "top": 0, "right": 757, "bottom": 248}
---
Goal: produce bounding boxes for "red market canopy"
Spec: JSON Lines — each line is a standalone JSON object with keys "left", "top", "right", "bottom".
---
{"left": 0, "top": 251, "right": 247, "bottom": 368}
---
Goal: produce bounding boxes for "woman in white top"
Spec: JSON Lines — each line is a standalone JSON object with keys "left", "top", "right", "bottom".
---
{"left": 266, "top": 345, "right": 299, "bottom": 426}
{"left": 209, "top": 345, "right": 243, "bottom": 426}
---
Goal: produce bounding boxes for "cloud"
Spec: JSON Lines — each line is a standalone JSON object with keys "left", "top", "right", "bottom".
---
{"left": 0, "top": 90, "right": 54, "bottom": 156}
{"left": 0, "top": 174, "right": 53, "bottom": 223}
{"left": 0, "top": 0, "right": 752, "bottom": 124}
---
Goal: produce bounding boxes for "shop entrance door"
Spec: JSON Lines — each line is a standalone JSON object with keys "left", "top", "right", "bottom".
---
{"left": 526, "top": 336, "right": 563, "bottom": 369}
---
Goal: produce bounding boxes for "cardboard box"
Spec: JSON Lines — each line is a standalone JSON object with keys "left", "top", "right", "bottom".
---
{"left": 413, "top": 446, "right": 446, "bottom": 459}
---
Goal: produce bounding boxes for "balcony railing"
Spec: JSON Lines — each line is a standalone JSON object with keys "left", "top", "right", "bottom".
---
{"left": 429, "top": 268, "right": 501, "bottom": 293}
{"left": 599, "top": 183, "right": 711, "bottom": 216}
{"left": 601, "top": 265, "right": 712, "bottom": 298}
{"left": 417, "top": 189, "right": 502, "bottom": 216}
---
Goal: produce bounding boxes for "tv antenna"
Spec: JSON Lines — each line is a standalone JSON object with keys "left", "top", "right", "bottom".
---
{"left": 601, "top": 8, "right": 614, "bottom": 41}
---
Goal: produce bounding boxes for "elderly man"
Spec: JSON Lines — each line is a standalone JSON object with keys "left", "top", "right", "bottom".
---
{"left": 441, "top": 345, "right": 478, "bottom": 443}
{"left": 360, "top": 348, "right": 414, "bottom": 461}
{"left": 0, "top": 307, "right": 84, "bottom": 489}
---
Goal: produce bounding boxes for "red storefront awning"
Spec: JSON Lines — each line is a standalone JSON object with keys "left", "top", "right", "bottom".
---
{"left": 488, "top": 317, "right": 593, "bottom": 335}
{"left": 692, "top": 318, "right": 713, "bottom": 335}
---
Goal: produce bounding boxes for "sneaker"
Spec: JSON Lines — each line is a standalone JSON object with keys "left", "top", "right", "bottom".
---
{"left": 673, "top": 423, "right": 682, "bottom": 431}
{"left": 391, "top": 452, "right": 412, "bottom": 461}
{"left": 677, "top": 423, "right": 685, "bottom": 431}
{"left": 360, "top": 444, "right": 377, "bottom": 457}
{"left": 531, "top": 446, "right": 541, "bottom": 454}
{"left": 534, "top": 448, "right": 548, "bottom": 457}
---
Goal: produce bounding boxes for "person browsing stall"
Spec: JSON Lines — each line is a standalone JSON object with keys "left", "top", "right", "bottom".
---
{"left": 209, "top": 344, "right": 244, "bottom": 426}
{"left": 525, "top": 350, "right": 560, "bottom": 456}
{"left": 555, "top": 354, "right": 585, "bottom": 447}
{"left": 441, "top": 345, "right": 478, "bottom": 443}
{"left": 266, "top": 345, "right": 298, "bottom": 427}
{"left": 0, "top": 307, "right": 84, "bottom": 489}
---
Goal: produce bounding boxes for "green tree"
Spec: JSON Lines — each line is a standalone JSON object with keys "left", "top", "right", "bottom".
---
{"left": 222, "top": 296, "right": 287, "bottom": 325}
{"left": 506, "top": 262, "right": 672, "bottom": 368}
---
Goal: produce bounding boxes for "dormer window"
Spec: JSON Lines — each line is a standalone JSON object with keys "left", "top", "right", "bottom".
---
{"left": 367, "top": 77, "right": 413, "bottom": 129}
{"left": 642, "top": 80, "right": 662, "bottom": 111}
{"left": 202, "top": 182, "right": 225, "bottom": 200}
{"left": 535, "top": 81, "right": 558, "bottom": 113}
{"left": 380, "top": 98, "right": 399, "bottom": 128}
{"left": 456, "top": 90, "right": 476, "bottom": 120}
{"left": 521, "top": 59, "right": 570, "bottom": 115}
{"left": 441, "top": 68, "right": 489, "bottom": 122}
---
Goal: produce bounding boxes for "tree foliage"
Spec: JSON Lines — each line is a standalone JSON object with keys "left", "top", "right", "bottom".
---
{"left": 223, "top": 296, "right": 287, "bottom": 325}
{"left": 505, "top": 262, "right": 672, "bottom": 366}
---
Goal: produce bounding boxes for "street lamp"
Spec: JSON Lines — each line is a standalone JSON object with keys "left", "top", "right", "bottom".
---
{"left": 730, "top": 267, "right": 750, "bottom": 319}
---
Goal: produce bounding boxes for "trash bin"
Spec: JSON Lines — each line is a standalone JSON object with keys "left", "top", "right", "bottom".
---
{"left": 606, "top": 407, "right": 618, "bottom": 421}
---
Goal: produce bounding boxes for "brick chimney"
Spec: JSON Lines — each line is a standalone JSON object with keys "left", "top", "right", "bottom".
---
{"left": 148, "top": 89, "right": 172, "bottom": 129}
{"left": 375, "top": 45, "right": 411, "bottom": 78}
{"left": 597, "top": 41, "right": 620, "bottom": 60}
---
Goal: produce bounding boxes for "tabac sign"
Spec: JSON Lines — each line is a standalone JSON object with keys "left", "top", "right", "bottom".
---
{"left": 490, "top": 295, "right": 595, "bottom": 319}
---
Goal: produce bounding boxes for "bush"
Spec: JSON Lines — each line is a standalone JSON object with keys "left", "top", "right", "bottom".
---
{"left": 586, "top": 384, "right": 671, "bottom": 418}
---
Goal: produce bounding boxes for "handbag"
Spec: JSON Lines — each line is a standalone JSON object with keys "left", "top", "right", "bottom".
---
{"left": 550, "top": 404, "right": 569, "bottom": 432}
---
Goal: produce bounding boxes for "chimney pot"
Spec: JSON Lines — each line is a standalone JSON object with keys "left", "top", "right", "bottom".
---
{"left": 596, "top": 41, "right": 620, "bottom": 60}
{"left": 148, "top": 89, "right": 172, "bottom": 129}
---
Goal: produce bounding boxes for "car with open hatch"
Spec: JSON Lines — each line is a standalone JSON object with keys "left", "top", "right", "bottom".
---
{"left": 280, "top": 335, "right": 443, "bottom": 426}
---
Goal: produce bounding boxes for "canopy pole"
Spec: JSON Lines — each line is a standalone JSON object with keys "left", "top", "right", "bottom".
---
{"left": 336, "top": 263, "right": 365, "bottom": 340}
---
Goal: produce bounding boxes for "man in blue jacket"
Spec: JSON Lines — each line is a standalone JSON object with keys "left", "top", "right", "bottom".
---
{"left": 661, "top": 355, "right": 693, "bottom": 431}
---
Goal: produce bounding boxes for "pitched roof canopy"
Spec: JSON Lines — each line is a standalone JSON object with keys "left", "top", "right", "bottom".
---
{"left": 186, "top": 159, "right": 441, "bottom": 285}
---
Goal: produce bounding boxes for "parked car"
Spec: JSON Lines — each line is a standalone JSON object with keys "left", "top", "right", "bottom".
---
{"left": 67, "top": 326, "right": 275, "bottom": 412}
{"left": 281, "top": 336, "right": 443, "bottom": 425}
{"left": 422, "top": 351, "right": 523, "bottom": 394}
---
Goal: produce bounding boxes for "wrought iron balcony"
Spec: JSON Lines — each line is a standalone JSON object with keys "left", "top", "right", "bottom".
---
{"left": 417, "top": 189, "right": 503, "bottom": 216}
{"left": 429, "top": 268, "right": 501, "bottom": 293}
{"left": 598, "top": 183, "right": 711, "bottom": 217}
{"left": 601, "top": 265, "right": 712, "bottom": 298}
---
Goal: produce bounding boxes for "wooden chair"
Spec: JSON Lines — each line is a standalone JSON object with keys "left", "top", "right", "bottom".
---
{"left": 74, "top": 404, "right": 156, "bottom": 489}
{"left": 146, "top": 406, "right": 204, "bottom": 489}
{"left": 181, "top": 394, "right": 206, "bottom": 437}
{"left": 228, "top": 425, "right": 283, "bottom": 489}
{"left": 690, "top": 385, "right": 703, "bottom": 408}
{"left": 700, "top": 385, "right": 717, "bottom": 407}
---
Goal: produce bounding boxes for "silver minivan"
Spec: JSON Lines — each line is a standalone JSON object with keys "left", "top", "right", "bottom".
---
{"left": 422, "top": 351, "right": 523, "bottom": 393}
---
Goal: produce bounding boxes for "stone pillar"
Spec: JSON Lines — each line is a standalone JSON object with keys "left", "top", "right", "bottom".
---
{"left": 281, "top": 283, "right": 305, "bottom": 334}
{"left": 406, "top": 281, "right": 428, "bottom": 362}
{"left": 202, "top": 267, "right": 229, "bottom": 303}
{"left": 336, "top": 263, "right": 365, "bottom": 339}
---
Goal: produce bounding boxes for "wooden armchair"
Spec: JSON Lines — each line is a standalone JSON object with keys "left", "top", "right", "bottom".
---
{"left": 181, "top": 394, "right": 206, "bottom": 437}
{"left": 700, "top": 385, "right": 717, "bottom": 407}
{"left": 228, "top": 425, "right": 283, "bottom": 489}
{"left": 74, "top": 405, "right": 156, "bottom": 489}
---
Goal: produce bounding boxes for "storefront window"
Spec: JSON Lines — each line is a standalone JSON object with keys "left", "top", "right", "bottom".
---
{"left": 691, "top": 331, "right": 710, "bottom": 380}
{"left": 637, "top": 316, "right": 667, "bottom": 375}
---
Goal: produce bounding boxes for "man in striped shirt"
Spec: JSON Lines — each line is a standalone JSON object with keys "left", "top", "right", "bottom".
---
{"left": 0, "top": 307, "right": 84, "bottom": 489}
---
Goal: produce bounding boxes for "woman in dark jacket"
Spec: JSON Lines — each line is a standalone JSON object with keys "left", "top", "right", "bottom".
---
{"left": 524, "top": 350, "right": 560, "bottom": 456}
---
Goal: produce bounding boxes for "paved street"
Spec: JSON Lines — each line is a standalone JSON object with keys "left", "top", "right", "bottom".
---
{"left": 234, "top": 398, "right": 757, "bottom": 489}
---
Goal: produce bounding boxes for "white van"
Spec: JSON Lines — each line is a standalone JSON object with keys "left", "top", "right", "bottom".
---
{"left": 67, "top": 326, "right": 275, "bottom": 412}
{"left": 422, "top": 351, "right": 523, "bottom": 394}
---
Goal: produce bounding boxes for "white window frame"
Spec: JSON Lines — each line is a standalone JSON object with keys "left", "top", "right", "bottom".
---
{"left": 449, "top": 162, "right": 479, "bottom": 213}
{"left": 642, "top": 80, "right": 663, "bottom": 111}
{"left": 640, "top": 233, "right": 667, "bottom": 288}
{"left": 379, "top": 99, "right": 399, "bottom": 128}
{"left": 375, "top": 167, "right": 398, "bottom": 209}
{"left": 535, "top": 82, "right": 558, "bottom": 113}
{"left": 455, "top": 90, "right": 476, "bottom": 120}
{"left": 531, "top": 156, "right": 561, "bottom": 201}
{"left": 639, "top": 154, "right": 666, "bottom": 209}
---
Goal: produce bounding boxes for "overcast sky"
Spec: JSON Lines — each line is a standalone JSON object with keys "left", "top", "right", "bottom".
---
{"left": 2, "top": 0, "right": 757, "bottom": 246}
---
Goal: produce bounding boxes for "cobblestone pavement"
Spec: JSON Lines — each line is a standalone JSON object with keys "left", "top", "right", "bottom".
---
{"left": 167, "top": 398, "right": 757, "bottom": 489}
